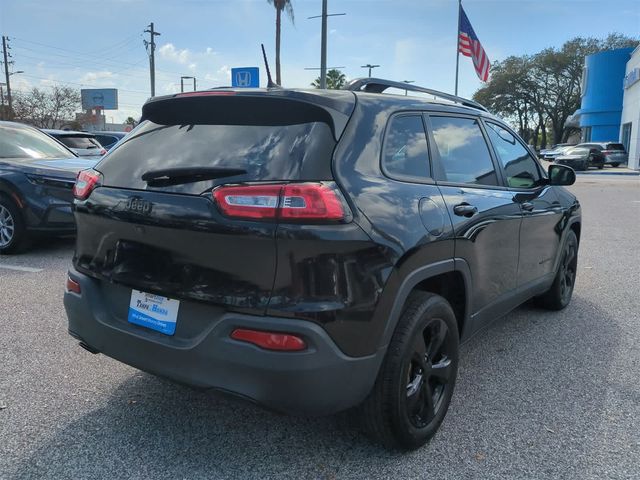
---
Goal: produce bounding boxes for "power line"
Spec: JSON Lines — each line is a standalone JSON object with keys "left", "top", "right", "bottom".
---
{"left": 18, "top": 73, "right": 152, "bottom": 96}
{"left": 11, "top": 37, "right": 185, "bottom": 77}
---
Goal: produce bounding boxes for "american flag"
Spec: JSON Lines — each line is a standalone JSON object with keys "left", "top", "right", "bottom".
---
{"left": 458, "top": 6, "right": 490, "bottom": 82}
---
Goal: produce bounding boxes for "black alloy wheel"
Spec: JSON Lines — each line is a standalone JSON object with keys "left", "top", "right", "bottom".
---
{"left": 360, "top": 292, "right": 459, "bottom": 450}
{"left": 558, "top": 233, "right": 578, "bottom": 306}
{"left": 404, "top": 317, "right": 455, "bottom": 429}
{"left": 537, "top": 229, "right": 578, "bottom": 310}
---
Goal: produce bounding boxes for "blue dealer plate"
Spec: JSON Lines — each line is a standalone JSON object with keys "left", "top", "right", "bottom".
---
{"left": 127, "top": 289, "right": 181, "bottom": 335}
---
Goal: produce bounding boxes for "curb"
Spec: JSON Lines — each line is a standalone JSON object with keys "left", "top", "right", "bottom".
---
{"left": 575, "top": 170, "right": 639, "bottom": 176}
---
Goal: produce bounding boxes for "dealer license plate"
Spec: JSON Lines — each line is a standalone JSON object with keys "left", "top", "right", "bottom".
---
{"left": 127, "top": 289, "right": 180, "bottom": 335}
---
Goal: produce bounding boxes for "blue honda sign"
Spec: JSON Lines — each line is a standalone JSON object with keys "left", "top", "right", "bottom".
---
{"left": 231, "top": 67, "right": 260, "bottom": 88}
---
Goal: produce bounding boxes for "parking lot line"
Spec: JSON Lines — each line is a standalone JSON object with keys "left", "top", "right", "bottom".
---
{"left": 0, "top": 264, "right": 43, "bottom": 273}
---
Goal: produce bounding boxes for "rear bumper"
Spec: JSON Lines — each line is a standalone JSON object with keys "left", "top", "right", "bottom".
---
{"left": 64, "top": 268, "right": 383, "bottom": 415}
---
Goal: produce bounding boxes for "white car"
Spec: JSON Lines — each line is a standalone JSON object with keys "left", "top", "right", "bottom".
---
{"left": 43, "top": 129, "right": 107, "bottom": 157}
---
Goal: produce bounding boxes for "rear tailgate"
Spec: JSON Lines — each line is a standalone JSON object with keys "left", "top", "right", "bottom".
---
{"left": 73, "top": 90, "right": 355, "bottom": 315}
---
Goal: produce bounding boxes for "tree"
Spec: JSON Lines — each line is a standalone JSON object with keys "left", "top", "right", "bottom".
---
{"left": 311, "top": 69, "right": 346, "bottom": 89}
{"left": 13, "top": 86, "right": 81, "bottom": 129}
{"left": 125, "top": 116, "right": 137, "bottom": 127}
{"left": 473, "top": 34, "right": 638, "bottom": 147}
{"left": 267, "top": 0, "right": 294, "bottom": 85}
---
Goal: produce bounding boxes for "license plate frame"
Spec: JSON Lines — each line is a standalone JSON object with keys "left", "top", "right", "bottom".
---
{"left": 127, "top": 289, "right": 180, "bottom": 335}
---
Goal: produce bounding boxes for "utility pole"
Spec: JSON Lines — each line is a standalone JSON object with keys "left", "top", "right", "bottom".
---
{"left": 361, "top": 64, "right": 380, "bottom": 77}
{"left": 144, "top": 23, "right": 161, "bottom": 97}
{"left": 308, "top": 2, "right": 345, "bottom": 89}
{"left": 320, "top": 0, "right": 327, "bottom": 89}
{"left": 2, "top": 36, "right": 13, "bottom": 118}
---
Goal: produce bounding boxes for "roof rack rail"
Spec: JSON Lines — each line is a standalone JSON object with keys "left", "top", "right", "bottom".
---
{"left": 344, "top": 78, "right": 488, "bottom": 112}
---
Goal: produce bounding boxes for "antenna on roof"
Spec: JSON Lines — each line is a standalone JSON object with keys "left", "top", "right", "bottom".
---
{"left": 261, "top": 44, "right": 279, "bottom": 88}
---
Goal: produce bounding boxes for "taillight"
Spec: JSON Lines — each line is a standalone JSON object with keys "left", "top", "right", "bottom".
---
{"left": 213, "top": 182, "right": 349, "bottom": 222}
{"left": 230, "top": 328, "right": 307, "bottom": 351}
{"left": 73, "top": 169, "right": 102, "bottom": 200}
{"left": 66, "top": 276, "right": 81, "bottom": 294}
{"left": 99, "top": 149, "right": 107, "bottom": 155}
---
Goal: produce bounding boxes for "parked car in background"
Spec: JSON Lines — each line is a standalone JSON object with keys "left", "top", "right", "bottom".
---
{"left": 555, "top": 146, "right": 605, "bottom": 171}
{"left": 540, "top": 143, "right": 576, "bottom": 161}
{"left": 0, "top": 121, "right": 99, "bottom": 253}
{"left": 576, "top": 142, "right": 628, "bottom": 167}
{"left": 64, "top": 79, "right": 581, "bottom": 451}
{"left": 93, "top": 131, "right": 127, "bottom": 151}
{"left": 43, "top": 129, "right": 107, "bottom": 157}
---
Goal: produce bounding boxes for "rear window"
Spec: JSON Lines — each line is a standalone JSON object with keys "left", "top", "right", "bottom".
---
{"left": 606, "top": 143, "right": 625, "bottom": 151}
{"left": 57, "top": 135, "right": 102, "bottom": 149}
{"left": 95, "top": 135, "right": 118, "bottom": 146}
{"left": 97, "top": 120, "right": 336, "bottom": 193}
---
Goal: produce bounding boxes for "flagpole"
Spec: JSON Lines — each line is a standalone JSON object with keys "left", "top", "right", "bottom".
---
{"left": 454, "top": 0, "right": 461, "bottom": 96}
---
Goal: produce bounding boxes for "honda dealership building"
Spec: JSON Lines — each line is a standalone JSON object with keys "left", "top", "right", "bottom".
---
{"left": 578, "top": 45, "right": 640, "bottom": 170}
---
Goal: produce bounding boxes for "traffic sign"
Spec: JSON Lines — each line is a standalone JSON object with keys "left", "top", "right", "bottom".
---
{"left": 231, "top": 67, "right": 260, "bottom": 88}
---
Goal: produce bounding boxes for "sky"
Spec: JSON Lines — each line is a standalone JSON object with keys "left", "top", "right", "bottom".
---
{"left": 2, "top": 0, "right": 639, "bottom": 123}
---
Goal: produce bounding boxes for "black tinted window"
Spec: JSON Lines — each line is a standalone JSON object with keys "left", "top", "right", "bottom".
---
{"left": 486, "top": 122, "right": 541, "bottom": 188}
{"left": 606, "top": 143, "right": 625, "bottom": 151}
{"left": 58, "top": 136, "right": 102, "bottom": 149}
{"left": 383, "top": 115, "right": 430, "bottom": 180}
{"left": 98, "top": 120, "right": 336, "bottom": 193}
{"left": 430, "top": 116, "right": 497, "bottom": 186}
{"left": 96, "top": 135, "right": 117, "bottom": 146}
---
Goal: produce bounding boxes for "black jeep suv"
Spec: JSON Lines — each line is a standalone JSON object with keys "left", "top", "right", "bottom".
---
{"left": 64, "top": 79, "right": 580, "bottom": 450}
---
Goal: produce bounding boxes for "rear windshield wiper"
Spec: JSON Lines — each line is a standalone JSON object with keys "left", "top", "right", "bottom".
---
{"left": 141, "top": 167, "right": 247, "bottom": 187}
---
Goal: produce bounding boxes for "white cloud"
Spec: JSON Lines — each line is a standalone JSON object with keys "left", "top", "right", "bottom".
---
{"left": 158, "top": 43, "right": 191, "bottom": 64}
{"left": 80, "top": 71, "right": 115, "bottom": 83}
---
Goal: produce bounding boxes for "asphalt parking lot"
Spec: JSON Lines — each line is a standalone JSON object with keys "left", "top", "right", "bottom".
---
{"left": 1, "top": 175, "right": 638, "bottom": 480}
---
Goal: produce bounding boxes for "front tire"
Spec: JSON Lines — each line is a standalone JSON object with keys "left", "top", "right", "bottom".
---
{"left": 0, "top": 196, "right": 28, "bottom": 254}
{"left": 359, "top": 292, "right": 459, "bottom": 450}
{"left": 536, "top": 230, "right": 578, "bottom": 310}
{"left": 611, "top": 163, "right": 620, "bottom": 168}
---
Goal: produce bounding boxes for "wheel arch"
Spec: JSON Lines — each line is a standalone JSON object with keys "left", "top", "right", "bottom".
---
{"left": 379, "top": 259, "right": 472, "bottom": 349}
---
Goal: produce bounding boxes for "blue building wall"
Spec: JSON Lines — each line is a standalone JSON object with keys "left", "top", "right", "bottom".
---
{"left": 579, "top": 48, "right": 634, "bottom": 141}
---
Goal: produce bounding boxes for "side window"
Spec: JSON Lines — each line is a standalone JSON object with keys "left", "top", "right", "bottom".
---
{"left": 383, "top": 115, "right": 430, "bottom": 181}
{"left": 485, "top": 122, "right": 542, "bottom": 189}
{"left": 429, "top": 116, "right": 498, "bottom": 186}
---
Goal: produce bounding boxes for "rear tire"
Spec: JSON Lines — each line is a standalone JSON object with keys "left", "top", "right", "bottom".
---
{"left": 536, "top": 230, "right": 578, "bottom": 310}
{"left": 0, "top": 195, "right": 28, "bottom": 254}
{"left": 359, "top": 292, "right": 459, "bottom": 450}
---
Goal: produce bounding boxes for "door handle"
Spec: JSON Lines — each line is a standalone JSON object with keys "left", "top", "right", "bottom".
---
{"left": 521, "top": 202, "right": 535, "bottom": 212}
{"left": 453, "top": 203, "right": 478, "bottom": 217}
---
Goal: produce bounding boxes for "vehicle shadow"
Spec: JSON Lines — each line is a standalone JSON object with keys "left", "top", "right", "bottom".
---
{"left": 12, "top": 294, "right": 624, "bottom": 479}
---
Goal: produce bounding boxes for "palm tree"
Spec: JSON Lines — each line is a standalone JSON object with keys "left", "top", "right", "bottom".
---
{"left": 267, "top": 0, "right": 294, "bottom": 85}
{"left": 311, "top": 69, "right": 347, "bottom": 89}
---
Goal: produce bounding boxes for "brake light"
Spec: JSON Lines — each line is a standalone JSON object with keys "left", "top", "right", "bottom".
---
{"left": 99, "top": 149, "right": 107, "bottom": 155}
{"left": 213, "top": 183, "right": 348, "bottom": 222}
{"left": 73, "top": 169, "right": 102, "bottom": 200}
{"left": 177, "top": 91, "right": 236, "bottom": 97}
{"left": 230, "top": 328, "right": 307, "bottom": 351}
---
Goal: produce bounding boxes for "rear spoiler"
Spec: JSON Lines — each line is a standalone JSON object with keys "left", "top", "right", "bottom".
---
{"left": 141, "top": 90, "right": 356, "bottom": 141}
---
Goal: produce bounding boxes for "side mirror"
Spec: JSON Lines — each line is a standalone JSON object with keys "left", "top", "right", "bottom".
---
{"left": 548, "top": 164, "right": 576, "bottom": 186}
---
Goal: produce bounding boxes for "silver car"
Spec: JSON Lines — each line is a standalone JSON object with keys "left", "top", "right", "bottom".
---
{"left": 43, "top": 129, "right": 107, "bottom": 157}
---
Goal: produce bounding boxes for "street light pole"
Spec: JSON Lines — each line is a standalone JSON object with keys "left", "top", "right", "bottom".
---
{"left": 402, "top": 80, "right": 415, "bottom": 96}
{"left": 361, "top": 64, "right": 380, "bottom": 77}
{"left": 180, "top": 76, "right": 196, "bottom": 93}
